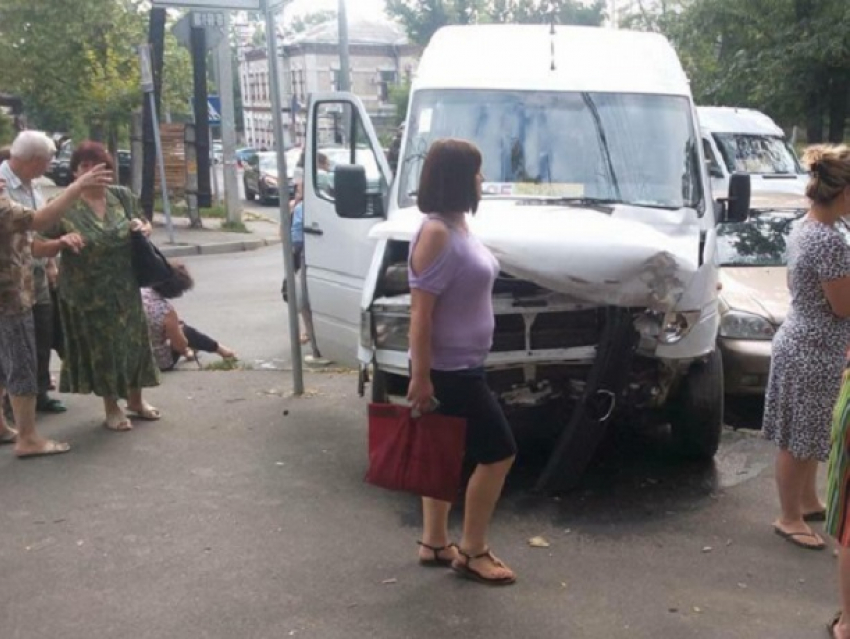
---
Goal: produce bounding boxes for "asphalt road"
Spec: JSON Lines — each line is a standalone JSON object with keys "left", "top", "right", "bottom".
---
{"left": 0, "top": 368, "right": 837, "bottom": 639}
{"left": 1, "top": 236, "right": 838, "bottom": 639}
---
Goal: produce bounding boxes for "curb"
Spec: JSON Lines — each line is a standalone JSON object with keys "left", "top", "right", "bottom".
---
{"left": 159, "top": 237, "right": 281, "bottom": 258}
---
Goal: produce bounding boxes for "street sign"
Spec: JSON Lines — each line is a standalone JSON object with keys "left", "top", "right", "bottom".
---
{"left": 138, "top": 45, "right": 155, "bottom": 94}
{"left": 152, "top": 0, "right": 261, "bottom": 9}
{"left": 189, "top": 96, "right": 223, "bottom": 126}
{"left": 207, "top": 96, "right": 222, "bottom": 126}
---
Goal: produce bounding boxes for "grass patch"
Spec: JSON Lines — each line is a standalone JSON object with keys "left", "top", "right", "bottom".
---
{"left": 154, "top": 197, "right": 236, "bottom": 219}
{"left": 220, "top": 220, "right": 249, "bottom": 233}
{"left": 200, "top": 204, "right": 227, "bottom": 219}
{"left": 203, "top": 358, "right": 251, "bottom": 371}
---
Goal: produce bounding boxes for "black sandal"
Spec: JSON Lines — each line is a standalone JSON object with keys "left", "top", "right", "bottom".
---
{"left": 416, "top": 541, "right": 458, "bottom": 567}
{"left": 451, "top": 547, "right": 516, "bottom": 586}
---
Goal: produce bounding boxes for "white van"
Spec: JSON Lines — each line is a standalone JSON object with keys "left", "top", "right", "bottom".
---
{"left": 698, "top": 106, "right": 808, "bottom": 197}
{"left": 300, "top": 26, "right": 750, "bottom": 489}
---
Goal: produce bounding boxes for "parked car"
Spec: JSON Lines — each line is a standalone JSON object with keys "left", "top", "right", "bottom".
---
{"left": 699, "top": 106, "right": 808, "bottom": 198}
{"left": 716, "top": 193, "right": 817, "bottom": 395}
{"left": 244, "top": 149, "right": 303, "bottom": 204}
{"left": 116, "top": 149, "right": 131, "bottom": 187}
{"left": 45, "top": 140, "right": 73, "bottom": 186}
{"left": 243, "top": 151, "right": 279, "bottom": 204}
{"left": 211, "top": 141, "right": 223, "bottom": 164}
{"left": 236, "top": 147, "right": 257, "bottom": 168}
{"left": 319, "top": 146, "right": 382, "bottom": 193}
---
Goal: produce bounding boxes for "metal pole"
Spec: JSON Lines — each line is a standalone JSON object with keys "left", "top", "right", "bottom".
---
{"left": 210, "top": 128, "right": 221, "bottom": 202}
{"left": 264, "top": 0, "right": 303, "bottom": 395}
{"left": 141, "top": 9, "right": 166, "bottom": 219}
{"left": 149, "top": 92, "right": 175, "bottom": 244}
{"left": 218, "top": 11, "right": 241, "bottom": 225}
{"left": 210, "top": 54, "right": 221, "bottom": 204}
{"left": 338, "top": 0, "right": 351, "bottom": 91}
{"left": 191, "top": 22, "right": 212, "bottom": 209}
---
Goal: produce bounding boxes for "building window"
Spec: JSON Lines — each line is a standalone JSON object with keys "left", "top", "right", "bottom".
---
{"left": 378, "top": 70, "right": 397, "bottom": 102}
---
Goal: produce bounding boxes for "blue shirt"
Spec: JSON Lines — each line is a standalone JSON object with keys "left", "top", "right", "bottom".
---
{"left": 291, "top": 202, "right": 304, "bottom": 246}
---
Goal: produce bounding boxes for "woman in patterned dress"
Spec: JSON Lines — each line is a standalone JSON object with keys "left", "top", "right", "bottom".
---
{"left": 762, "top": 145, "right": 850, "bottom": 554}
{"left": 44, "top": 141, "right": 160, "bottom": 432}
{"left": 141, "top": 261, "right": 236, "bottom": 371}
{"left": 808, "top": 146, "right": 850, "bottom": 638}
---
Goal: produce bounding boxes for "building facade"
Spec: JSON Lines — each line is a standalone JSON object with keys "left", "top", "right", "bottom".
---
{"left": 238, "top": 19, "right": 420, "bottom": 150}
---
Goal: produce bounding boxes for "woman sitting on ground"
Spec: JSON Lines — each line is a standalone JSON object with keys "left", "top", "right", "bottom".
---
{"left": 142, "top": 261, "right": 236, "bottom": 371}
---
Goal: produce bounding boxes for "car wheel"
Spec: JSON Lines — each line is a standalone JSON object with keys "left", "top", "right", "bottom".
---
{"left": 244, "top": 178, "right": 255, "bottom": 201}
{"left": 371, "top": 367, "right": 388, "bottom": 403}
{"left": 669, "top": 348, "right": 724, "bottom": 460}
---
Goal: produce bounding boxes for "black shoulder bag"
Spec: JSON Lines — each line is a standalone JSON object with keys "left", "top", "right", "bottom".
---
{"left": 110, "top": 186, "right": 173, "bottom": 288}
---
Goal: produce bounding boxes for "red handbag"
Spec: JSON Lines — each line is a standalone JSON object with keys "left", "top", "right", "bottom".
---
{"left": 365, "top": 403, "right": 467, "bottom": 503}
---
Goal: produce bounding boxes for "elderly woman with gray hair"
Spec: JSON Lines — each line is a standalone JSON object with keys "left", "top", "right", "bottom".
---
{"left": 0, "top": 137, "right": 111, "bottom": 457}
{"left": 0, "top": 132, "right": 80, "bottom": 416}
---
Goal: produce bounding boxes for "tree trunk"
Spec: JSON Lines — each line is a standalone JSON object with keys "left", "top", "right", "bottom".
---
{"left": 89, "top": 122, "right": 105, "bottom": 142}
{"left": 827, "top": 69, "right": 850, "bottom": 143}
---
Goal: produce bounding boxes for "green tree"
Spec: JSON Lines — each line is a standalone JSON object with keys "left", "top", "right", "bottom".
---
{"left": 289, "top": 10, "right": 338, "bottom": 34}
{"left": 389, "top": 80, "right": 412, "bottom": 126}
{"left": 0, "top": 1, "right": 193, "bottom": 142}
{"left": 0, "top": 112, "right": 14, "bottom": 146}
{"left": 385, "top": 0, "right": 605, "bottom": 47}
{"left": 621, "top": 0, "right": 849, "bottom": 142}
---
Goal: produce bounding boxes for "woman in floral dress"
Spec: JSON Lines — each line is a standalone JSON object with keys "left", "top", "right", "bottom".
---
{"left": 762, "top": 145, "right": 850, "bottom": 553}
{"left": 45, "top": 141, "right": 160, "bottom": 431}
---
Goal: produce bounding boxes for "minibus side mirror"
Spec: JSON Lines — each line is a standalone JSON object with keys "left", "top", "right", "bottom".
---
{"left": 334, "top": 165, "right": 369, "bottom": 219}
{"left": 724, "top": 173, "right": 751, "bottom": 223}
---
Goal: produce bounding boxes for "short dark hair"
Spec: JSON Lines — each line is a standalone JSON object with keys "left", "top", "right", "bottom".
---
{"left": 0, "top": 146, "right": 10, "bottom": 163}
{"left": 417, "top": 139, "right": 482, "bottom": 215}
{"left": 70, "top": 140, "right": 114, "bottom": 174}
{"left": 152, "top": 262, "right": 194, "bottom": 299}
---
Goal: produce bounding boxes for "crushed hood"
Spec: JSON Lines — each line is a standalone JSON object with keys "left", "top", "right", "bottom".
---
{"left": 370, "top": 201, "right": 702, "bottom": 311}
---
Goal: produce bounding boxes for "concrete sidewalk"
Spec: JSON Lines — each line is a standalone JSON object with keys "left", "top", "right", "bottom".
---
{"left": 0, "top": 369, "right": 839, "bottom": 639}
{"left": 151, "top": 212, "right": 282, "bottom": 258}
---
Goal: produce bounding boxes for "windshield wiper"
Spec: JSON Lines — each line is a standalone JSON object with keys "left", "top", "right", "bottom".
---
{"left": 581, "top": 93, "right": 622, "bottom": 201}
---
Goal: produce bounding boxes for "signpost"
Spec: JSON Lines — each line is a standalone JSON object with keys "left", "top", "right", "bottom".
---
{"left": 206, "top": 95, "right": 221, "bottom": 202}
{"left": 151, "top": 0, "right": 302, "bottom": 395}
{"left": 138, "top": 44, "right": 175, "bottom": 244}
{"left": 263, "top": 0, "right": 303, "bottom": 395}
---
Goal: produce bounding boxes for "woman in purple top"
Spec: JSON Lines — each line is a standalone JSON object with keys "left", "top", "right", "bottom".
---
{"left": 408, "top": 139, "right": 517, "bottom": 585}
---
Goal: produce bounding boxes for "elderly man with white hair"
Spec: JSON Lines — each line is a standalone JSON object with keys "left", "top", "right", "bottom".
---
{"left": 0, "top": 133, "right": 112, "bottom": 458}
{"left": 0, "top": 131, "right": 70, "bottom": 415}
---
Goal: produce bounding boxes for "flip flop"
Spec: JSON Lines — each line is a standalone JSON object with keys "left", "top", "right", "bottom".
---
{"left": 103, "top": 415, "right": 132, "bottom": 432}
{"left": 126, "top": 405, "right": 161, "bottom": 421}
{"left": 774, "top": 526, "right": 826, "bottom": 550}
{"left": 15, "top": 440, "right": 70, "bottom": 459}
{"left": 451, "top": 548, "right": 516, "bottom": 586}
{"left": 0, "top": 430, "right": 18, "bottom": 445}
{"left": 417, "top": 541, "right": 458, "bottom": 567}
{"left": 804, "top": 510, "right": 828, "bottom": 523}
{"left": 828, "top": 611, "right": 841, "bottom": 638}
